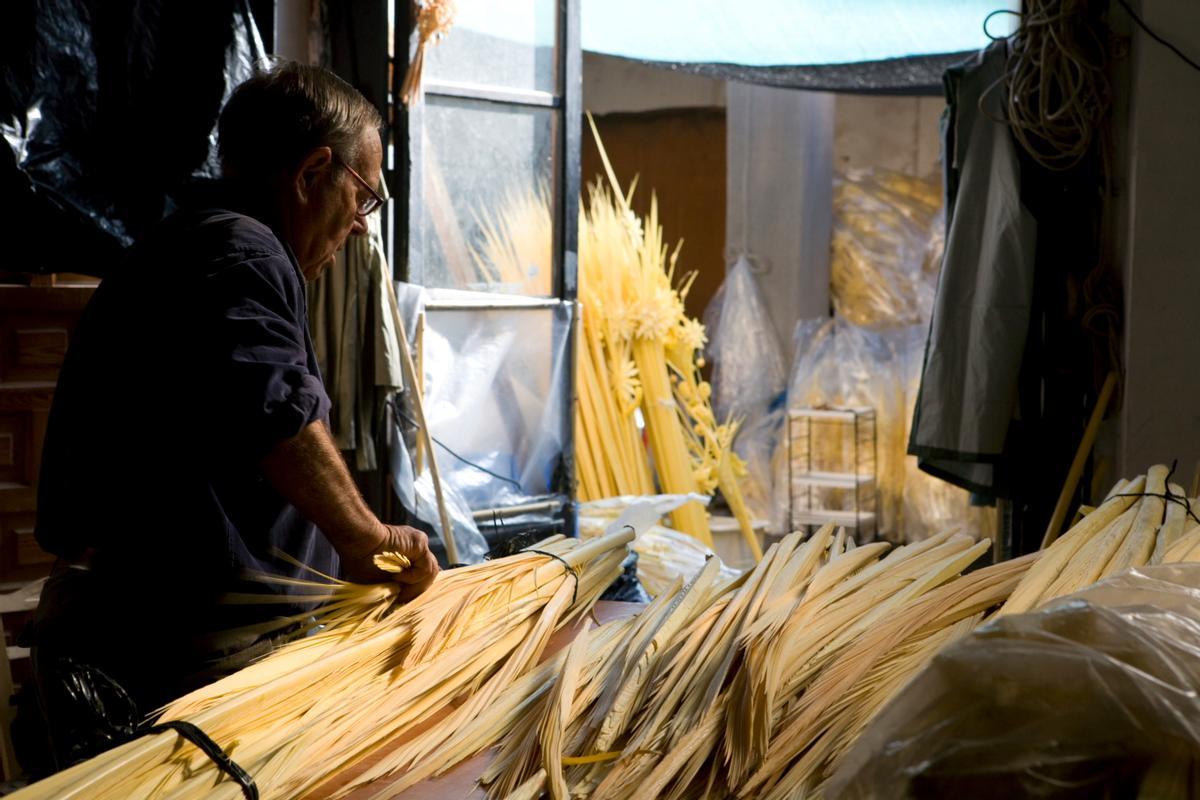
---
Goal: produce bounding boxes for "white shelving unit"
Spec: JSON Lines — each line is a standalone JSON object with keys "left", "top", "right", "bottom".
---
{"left": 787, "top": 406, "right": 879, "bottom": 539}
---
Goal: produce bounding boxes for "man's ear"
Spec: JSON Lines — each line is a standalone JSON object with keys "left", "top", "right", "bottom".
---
{"left": 292, "top": 146, "right": 334, "bottom": 204}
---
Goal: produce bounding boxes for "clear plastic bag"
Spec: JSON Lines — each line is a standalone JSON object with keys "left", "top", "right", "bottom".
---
{"left": 704, "top": 255, "right": 789, "bottom": 524}
{"left": 829, "top": 563, "right": 1200, "bottom": 799}
{"left": 785, "top": 316, "right": 993, "bottom": 543}
{"left": 578, "top": 495, "right": 741, "bottom": 598}
{"left": 829, "top": 170, "right": 942, "bottom": 329}
{"left": 705, "top": 255, "right": 788, "bottom": 423}
{"left": 390, "top": 417, "right": 488, "bottom": 564}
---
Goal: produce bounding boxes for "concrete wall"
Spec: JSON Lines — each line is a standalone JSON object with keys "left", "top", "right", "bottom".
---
{"left": 833, "top": 95, "right": 944, "bottom": 178}
{"left": 583, "top": 52, "right": 725, "bottom": 113}
{"left": 726, "top": 83, "right": 835, "bottom": 358}
{"left": 1117, "top": 0, "right": 1200, "bottom": 480}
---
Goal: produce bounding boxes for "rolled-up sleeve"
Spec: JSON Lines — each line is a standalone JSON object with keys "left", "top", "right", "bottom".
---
{"left": 202, "top": 250, "right": 330, "bottom": 458}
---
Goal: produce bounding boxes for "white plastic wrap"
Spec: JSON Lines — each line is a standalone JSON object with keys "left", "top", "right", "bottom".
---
{"left": 420, "top": 297, "right": 572, "bottom": 508}
{"left": 578, "top": 495, "right": 741, "bottom": 597}
{"left": 704, "top": 255, "right": 789, "bottom": 524}
{"left": 389, "top": 283, "right": 573, "bottom": 563}
{"left": 830, "top": 563, "right": 1200, "bottom": 799}
{"left": 787, "top": 317, "right": 994, "bottom": 543}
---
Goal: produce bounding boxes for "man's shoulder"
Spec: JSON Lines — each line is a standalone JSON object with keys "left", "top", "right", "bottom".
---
{"left": 133, "top": 207, "right": 298, "bottom": 287}
{"left": 164, "top": 208, "right": 289, "bottom": 265}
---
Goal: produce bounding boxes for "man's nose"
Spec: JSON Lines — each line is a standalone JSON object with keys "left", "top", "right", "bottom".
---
{"left": 350, "top": 216, "right": 368, "bottom": 236}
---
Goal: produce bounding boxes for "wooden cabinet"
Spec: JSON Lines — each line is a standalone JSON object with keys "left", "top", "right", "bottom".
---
{"left": 0, "top": 282, "right": 95, "bottom": 586}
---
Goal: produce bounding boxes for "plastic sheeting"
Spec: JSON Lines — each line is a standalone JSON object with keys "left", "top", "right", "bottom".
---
{"left": 390, "top": 427, "right": 488, "bottom": 564}
{"left": 830, "top": 170, "right": 943, "bottom": 329}
{"left": 422, "top": 298, "right": 571, "bottom": 508}
{"left": 389, "top": 284, "right": 572, "bottom": 562}
{"left": 0, "top": 1, "right": 266, "bottom": 276}
{"left": 704, "top": 256, "right": 788, "bottom": 525}
{"left": 785, "top": 170, "right": 996, "bottom": 543}
{"left": 830, "top": 563, "right": 1200, "bottom": 799}
{"left": 579, "top": 495, "right": 741, "bottom": 598}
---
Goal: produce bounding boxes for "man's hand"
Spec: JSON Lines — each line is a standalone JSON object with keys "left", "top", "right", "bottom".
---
{"left": 341, "top": 523, "right": 439, "bottom": 601}
{"left": 261, "top": 421, "right": 440, "bottom": 602}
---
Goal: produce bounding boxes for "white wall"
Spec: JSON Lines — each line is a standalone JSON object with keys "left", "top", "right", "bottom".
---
{"left": 833, "top": 95, "right": 943, "bottom": 178}
{"left": 583, "top": 52, "right": 725, "bottom": 113}
{"left": 1117, "top": 0, "right": 1200, "bottom": 479}
{"left": 726, "top": 83, "right": 835, "bottom": 358}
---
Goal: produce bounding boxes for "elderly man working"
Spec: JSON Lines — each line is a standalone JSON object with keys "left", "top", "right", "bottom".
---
{"left": 18, "top": 62, "right": 437, "bottom": 772}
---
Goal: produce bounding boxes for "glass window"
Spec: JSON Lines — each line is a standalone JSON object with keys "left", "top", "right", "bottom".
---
{"left": 411, "top": 96, "right": 556, "bottom": 296}
{"left": 424, "top": 0, "right": 557, "bottom": 93}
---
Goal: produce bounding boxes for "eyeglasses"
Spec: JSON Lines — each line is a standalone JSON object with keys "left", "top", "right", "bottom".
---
{"left": 336, "top": 157, "right": 387, "bottom": 217}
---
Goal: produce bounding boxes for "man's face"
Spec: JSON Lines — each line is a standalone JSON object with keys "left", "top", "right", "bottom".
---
{"left": 293, "top": 128, "right": 383, "bottom": 280}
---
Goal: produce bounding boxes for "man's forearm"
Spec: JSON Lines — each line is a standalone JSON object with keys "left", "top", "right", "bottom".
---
{"left": 260, "top": 419, "right": 384, "bottom": 559}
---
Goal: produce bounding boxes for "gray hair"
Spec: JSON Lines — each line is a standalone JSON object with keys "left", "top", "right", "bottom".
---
{"left": 218, "top": 61, "right": 382, "bottom": 180}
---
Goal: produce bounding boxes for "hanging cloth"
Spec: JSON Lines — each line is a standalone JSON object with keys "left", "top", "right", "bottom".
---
{"left": 307, "top": 212, "right": 404, "bottom": 470}
{"left": 907, "top": 39, "right": 1037, "bottom": 495}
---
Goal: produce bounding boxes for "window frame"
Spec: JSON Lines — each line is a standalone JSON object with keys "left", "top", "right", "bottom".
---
{"left": 386, "top": 0, "right": 581, "bottom": 529}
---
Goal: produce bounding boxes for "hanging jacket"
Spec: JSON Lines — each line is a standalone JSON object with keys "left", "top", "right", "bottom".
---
{"left": 907, "top": 39, "right": 1037, "bottom": 495}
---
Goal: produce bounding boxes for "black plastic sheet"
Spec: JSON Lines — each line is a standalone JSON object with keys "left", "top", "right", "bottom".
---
{"left": 0, "top": 0, "right": 266, "bottom": 277}
{"left": 597, "top": 52, "right": 973, "bottom": 96}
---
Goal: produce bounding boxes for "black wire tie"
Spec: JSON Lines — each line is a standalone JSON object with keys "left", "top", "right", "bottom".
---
{"left": 526, "top": 548, "right": 580, "bottom": 605}
{"left": 1109, "top": 460, "right": 1200, "bottom": 527}
{"left": 145, "top": 720, "right": 259, "bottom": 800}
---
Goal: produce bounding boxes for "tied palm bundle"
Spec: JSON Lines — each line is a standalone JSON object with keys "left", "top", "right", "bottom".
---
{"left": 575, "top": 177, "right": 658, "bottom": 504}
{"left": 574, "top": 117, "right": 760, "bottom": 559}
{"left": 469, "top": 122, "right": 760, "bottom": 559}
{"left": 576, "top": 167, "right": 712, "bottom": 545}
{"left": 389, "top": 524, "right": 1033, "bottom": 798}
{"left": 1000, "top": 463, "right": 1200, "bottom": 616}
{"left": 10, "top": 531, "right": 634, "bottom": 800}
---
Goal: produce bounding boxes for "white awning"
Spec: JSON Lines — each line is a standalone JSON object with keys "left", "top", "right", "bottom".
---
{"left": 580, "top": 0, "right": 1018, "bottom": 66}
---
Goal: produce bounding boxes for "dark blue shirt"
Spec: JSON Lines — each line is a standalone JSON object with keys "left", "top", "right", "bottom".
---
{"left": 35, "top": 199, "right": 339, "bottom": 674}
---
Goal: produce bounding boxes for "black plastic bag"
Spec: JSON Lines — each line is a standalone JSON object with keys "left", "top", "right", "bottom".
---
{"left": 0, "top": 0, "right": 265, "bottom": 277}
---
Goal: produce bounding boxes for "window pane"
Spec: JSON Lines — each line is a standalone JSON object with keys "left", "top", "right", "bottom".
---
{"left": 412, "top": 96, "right": 556, "bottom": 296}
{"left": 423, "top": 302, "right": 571, "bottom": 506}
{"left": 424, "top": 0, "right": 556, "bottom": 93}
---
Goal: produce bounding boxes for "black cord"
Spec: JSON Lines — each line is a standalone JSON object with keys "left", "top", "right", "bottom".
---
{"left": 393, "top": 403, "right": 524, "bottom": 491}
{"left": 145, "top": 721, "right": 259, "bottom": 800}
{"left": 1116, "top": 0, "right": 1200, "bottom": 73}
{"left": 1109, "top": 460, "right": 1200, "bottom": 527}
{"left": 1110, "top": 490, "right": 1200, "bottom": 526}
{"left": 983, "top": 8, "right": 1020, "bottom": 41}
{"left": 525, "top": 547, "right": 580, "bottom": 604}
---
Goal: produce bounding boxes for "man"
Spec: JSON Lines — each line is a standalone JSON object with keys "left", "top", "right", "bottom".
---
{"left": 19, "top": 62, "right": 437, "bottom": 772}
